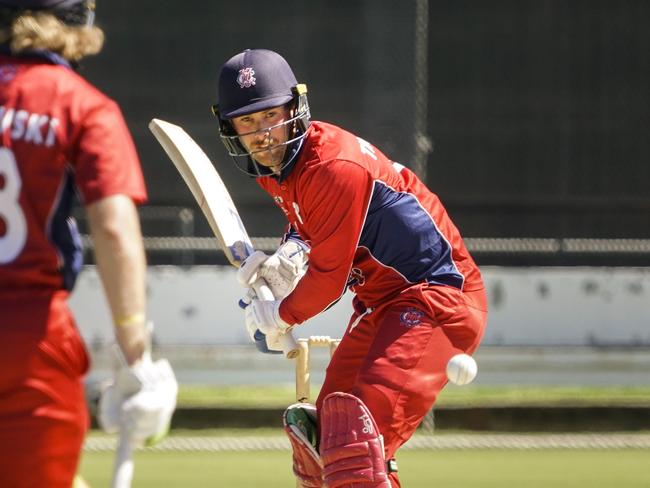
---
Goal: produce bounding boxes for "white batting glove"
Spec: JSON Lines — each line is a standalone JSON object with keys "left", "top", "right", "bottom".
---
{"left": 244, "top": 298, "right": 293, "bottom": 338}
{"left": 237, "top": 251, "right": 268, "bottom": 289}
{"left": 99, "top": 348, "right": 178, "bottom": 446}
{"left": 263, "top": 330, "right": 287, "bottom": 352}
{"left": 238, "top": 239, "right": 309, "bottom": 299}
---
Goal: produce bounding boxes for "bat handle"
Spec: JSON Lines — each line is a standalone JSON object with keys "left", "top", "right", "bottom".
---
{"left": 112, "top": 428, "right": 134, "bottom": 488}
{"left": 278, "top": 331, "right": 300, "bottom": 360}
{"left": 251, "top": 279, "right": 300, "bottom": 359}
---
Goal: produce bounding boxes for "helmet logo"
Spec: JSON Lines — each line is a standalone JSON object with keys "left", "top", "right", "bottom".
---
{"left": 236, "top": 67, "right": 256, "bottom": 88}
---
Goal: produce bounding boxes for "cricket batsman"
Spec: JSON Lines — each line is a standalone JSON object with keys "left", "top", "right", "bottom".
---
{"left": 213, "top": 49, "right": 487, "bottom": 487}
{"left": 0, "top": 2, "right": 177, "bottom": 486}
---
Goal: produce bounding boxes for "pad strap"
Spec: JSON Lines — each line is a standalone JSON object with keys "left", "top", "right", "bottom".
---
{"left": 320, "top": 392, "right": 391, "bottom": 487}
{"left": 283, "top": 403, "right": 323, "bottom": 487}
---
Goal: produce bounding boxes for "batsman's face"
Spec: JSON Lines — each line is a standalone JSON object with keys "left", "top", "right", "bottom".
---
{"left": 231, "top": 106, "right": 292, "bottom": 171}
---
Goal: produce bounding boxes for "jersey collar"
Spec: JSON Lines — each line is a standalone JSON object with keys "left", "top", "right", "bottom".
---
{"left": 0, "top": 45, "right": 73, "bottom": 69}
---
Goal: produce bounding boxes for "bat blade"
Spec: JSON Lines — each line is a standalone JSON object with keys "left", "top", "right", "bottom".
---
{"left": 148, "top": 118, "right": 299, "bottom": 359}
{"left": 148, "top": 118, "right": 253, "bottom": 267}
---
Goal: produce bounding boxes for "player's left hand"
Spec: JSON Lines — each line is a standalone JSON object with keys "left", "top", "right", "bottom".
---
{"left": 244, "top": 298, "right": 293, "bottom": 339}
{"left": 238, "top": 239, "right": 309, "bottom": 299}
{"left": 98, "top": 349, "right": 178, "bottom": 445}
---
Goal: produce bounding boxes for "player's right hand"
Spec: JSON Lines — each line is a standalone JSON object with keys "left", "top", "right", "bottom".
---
{"left": 98, "top": 348, "right": 178, "bottom": 445}
{"left": 253, "top": 328, "right": 285, "bottom": 354}
{"left": 241, "top": 292, "right": 284, "bottom": 355}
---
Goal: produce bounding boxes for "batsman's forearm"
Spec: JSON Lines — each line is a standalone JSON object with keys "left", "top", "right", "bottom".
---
{"left": 87, "top": 195, "right": 148, "bottom": 365}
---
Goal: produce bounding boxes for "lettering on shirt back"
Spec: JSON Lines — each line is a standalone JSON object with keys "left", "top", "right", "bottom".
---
{"left": 0, "top": 106, "right": 59, "bottom": 147}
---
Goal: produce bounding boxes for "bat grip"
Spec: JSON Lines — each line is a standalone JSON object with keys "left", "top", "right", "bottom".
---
{"left": 112, "top": 428, "right": 134, "bottom": 488}
{"left": 251, "top": 279, "right": 300, "bottom": 359}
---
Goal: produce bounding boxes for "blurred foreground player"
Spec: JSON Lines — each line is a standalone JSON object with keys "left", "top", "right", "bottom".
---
{"left": 213, "top": 48, "right": 488, "bottom": 487}
{"left": 0, "top": 2, "right": 176, "bottom": 486}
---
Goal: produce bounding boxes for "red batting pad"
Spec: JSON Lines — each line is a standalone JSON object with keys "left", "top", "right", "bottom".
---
{"left": 320, "top": 392, "right": 390, "bottom": 487}
{"left": 283, "top": 404, "right": 324, "bottom": 487}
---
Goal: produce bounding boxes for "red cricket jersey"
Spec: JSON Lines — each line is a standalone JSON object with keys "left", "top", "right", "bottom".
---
{"left": 257, "top": 121, "right": 484, "bottom": 325}
{"left": 0, "top": 54, "right": 146, "bottom": 294}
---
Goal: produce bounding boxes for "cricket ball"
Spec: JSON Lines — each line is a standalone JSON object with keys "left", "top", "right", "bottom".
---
{"left": 446, "top": 353, "right": 478, "bottom": 385}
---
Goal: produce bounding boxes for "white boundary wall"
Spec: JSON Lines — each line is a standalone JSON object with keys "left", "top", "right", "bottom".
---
{"left": 69, "top": 266, "right": 650, "bottom": 347}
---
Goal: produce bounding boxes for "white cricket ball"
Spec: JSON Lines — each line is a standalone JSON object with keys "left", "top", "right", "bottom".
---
{"left": 446, "top": 354, "right": 478, "bottom": 385}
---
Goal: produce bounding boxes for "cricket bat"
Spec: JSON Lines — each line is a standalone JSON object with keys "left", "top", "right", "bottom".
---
{"left": 148, "top": 118, "right": 300, "bottom": 359}
{"left": 111, "top": 428, "right": 134, "bottom": 488}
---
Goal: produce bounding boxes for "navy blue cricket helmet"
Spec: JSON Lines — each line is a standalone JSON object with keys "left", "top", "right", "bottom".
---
{"left": 212, "top": 49, "right": 311, "bottom": 177}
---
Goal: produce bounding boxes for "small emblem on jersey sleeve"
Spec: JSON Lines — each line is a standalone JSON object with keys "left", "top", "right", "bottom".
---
{"left": 400, "top": 308, "right": 424, "bottom": 327}
{"left": 237, "top": 67, "right": 256, "bottom": 88}
{"left": 346, "top": 267, "right": 366, "bottom": 289}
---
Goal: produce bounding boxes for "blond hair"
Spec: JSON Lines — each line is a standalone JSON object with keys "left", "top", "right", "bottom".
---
{"left": 0, "top": 11, "right": 104, "bottom": 62}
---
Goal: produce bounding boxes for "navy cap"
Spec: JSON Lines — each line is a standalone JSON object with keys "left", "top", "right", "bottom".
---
{"left": 217, "top": 49, "right": 297, "bottom": 119}
{"left": 0, "top": 0, "right": 84, "bottom": 8}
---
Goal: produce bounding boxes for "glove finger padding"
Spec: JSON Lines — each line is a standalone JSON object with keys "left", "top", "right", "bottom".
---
{"left": 263, "top": 330, "right": 286, "bottom": 353}
{"left": 237, "top": 251, "right": 269, "bottom": 287}
{"left": 259, "top": 239, "right": 309, "bottom": 298}
{"left": 244, "top": 298, "right": 290, "bottom": 336}
{"left": 237, "top": 240, "right": 309, "bottom": 301}
{"left": 240, "top": 283, "right": 285, "bottom": 355}
{"left": 320, "top": 392, "right": 390, "bottom": 487}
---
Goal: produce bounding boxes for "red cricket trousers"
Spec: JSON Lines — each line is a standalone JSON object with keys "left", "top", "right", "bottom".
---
{"left": 0, "top": 291, "right": 90, "bottom": 488}
{"left": 316, "top": 283, "right": 487, "bottom": 487}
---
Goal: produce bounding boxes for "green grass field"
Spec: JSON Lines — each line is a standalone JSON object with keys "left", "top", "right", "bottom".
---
{"left": 79, "top": 448, "right": 650, "bottom": 487}
{"left": 175, "top": 384, "right": 650, "bottom": 408}
{"left": 78, "top": 385, "right": 650, "bottom": 486}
